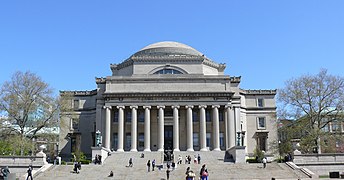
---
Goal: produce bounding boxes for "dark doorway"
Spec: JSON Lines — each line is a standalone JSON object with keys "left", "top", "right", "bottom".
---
{"left": 164, "top": 125, "right": 173, "bottom": 150}
{"left": 164, "top": 125, "right": 173, "bottom": 161}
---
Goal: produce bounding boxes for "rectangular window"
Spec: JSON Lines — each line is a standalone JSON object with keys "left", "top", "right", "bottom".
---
{"left": 113, "top": 133, "right": 118, "bottom": 150}
{"left": 126, "top": 111, "right": 132, "bottom": 122}
{"left": 206, "top": 133, "right": 211, "bottom": 147}
{"left": 125, "top": 133, "right": 131, "bottom": 150}
{"left": 138, "top": 133, "right": 144, "bottom": 148}
{"left": 219, "top": 132, "right": 224, "bottom": 148}
{"left": 219, "top": 109, "right": 224, "bottom": 122}
{"left": 206, "top": 110, "right": 211, "bottom": 122}
{"left": 113, "top": 111, "right": 118, "bottom": 122}
{"left": 73, "top": 100, "right": 79, "bottom": 110}
{"left": 193, "top": 133, "right": 199, "bottom": 148}
{"left": 138, "top": 110, "right": 145, "bottom": 123}
{"left": 192, "top": 111, "right": 198, "bottom": 122}
{"left": 257, "top": 117, "right": 266, "bottom": 130}
{"left": 257, "top": 98, "right": 264, "bottom": 107}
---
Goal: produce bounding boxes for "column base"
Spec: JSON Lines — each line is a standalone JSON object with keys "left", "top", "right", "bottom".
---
{"left": 213, "top": 148, "right": 221, "bottom": 151}
{"left": 173, "top": 148, "right": 180, "bottom": 152}
{"left": 117, "top": 149, "right": 124, "bottom": 152}
{"left": 130, "top": 149, "right": 138, "bottom": 152}
{"left": 187, "top": 148, "right": 194, "bottom": 152}
{"left": 144, "top": 148, "right": 151, "bottom": 152}
{"left": 200, "top": 148, "right": 208, "bottom": 152}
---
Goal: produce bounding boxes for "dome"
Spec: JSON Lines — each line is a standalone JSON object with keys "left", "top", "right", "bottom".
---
{"left": 132, "top": 41, "right": 204, "bottom": 57}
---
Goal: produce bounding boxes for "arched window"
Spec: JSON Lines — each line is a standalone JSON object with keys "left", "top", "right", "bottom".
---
{"left": 153, "top": 68, "right": 183, "bottom": 74}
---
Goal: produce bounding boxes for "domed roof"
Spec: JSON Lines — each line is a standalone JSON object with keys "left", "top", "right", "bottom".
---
{"left": 132, "top": 41, "right": 204, "bottom": 57}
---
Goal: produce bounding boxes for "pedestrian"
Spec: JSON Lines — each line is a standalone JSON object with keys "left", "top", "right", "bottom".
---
{"left": 262, "top": 157, "right": 267, "bottom": 168}
{"left": 26, "top": 164, "right": 33, "bottom": 180}
{"left": 185, "top": 155, "right": 188, "bottom": 164}
{"left": 199, "top": 164, "right": 208, "bottom": 180}
{"left": 197, "top": 154, "right": 201, "bottom": 164}
{"left": 146, "top": 160, "right": 151, "bottom": 172}
{"left": 166, "top": 167, "right": 171, "bottom": 180}
{"left": 152, "top": 159, "right": 155, "bottom": 171}
{"left": 188, "top": 155, "right": 191, "bottom": 164}
{"left": 194, "top": 156, "right": 197, "bottom": 164}
{"left": 128, "top": 158, "right": 133, "bottom": 167}
{"left": 185, "top": 167, "right": 196, "bottom": 180}
{"left": 178, "top": 155, "right": 182, "bottom": 164}
{"left": 108, "top": 171, "right": 114, "bottom": 177}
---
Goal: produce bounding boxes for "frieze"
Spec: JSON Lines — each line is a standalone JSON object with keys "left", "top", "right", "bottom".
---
{"left": 103, "top": 92, "right": 233, "bottom": 98}
{"left": 60, "top": 89, "right": 97, "bottom": 96}
{"left": 241, "top": 89, "right": 277, "bottom": 95}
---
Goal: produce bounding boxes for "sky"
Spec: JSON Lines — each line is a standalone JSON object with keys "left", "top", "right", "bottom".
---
{"left": 0, "top": 1, "right": 344, "bottom": 94}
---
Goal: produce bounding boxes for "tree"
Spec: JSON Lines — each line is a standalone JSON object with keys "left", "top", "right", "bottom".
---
{"left": 278, "top": 69, "right": 344, "bottom": 154}
{"left": 0, "top": 71, "right": 61, "bottom": 155}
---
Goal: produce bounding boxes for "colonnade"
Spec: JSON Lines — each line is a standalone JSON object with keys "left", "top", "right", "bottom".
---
{"left": 102, "top": 104, "right": 240, "bottom": 152}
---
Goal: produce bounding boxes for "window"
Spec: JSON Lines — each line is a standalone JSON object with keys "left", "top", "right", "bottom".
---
{"left": 138, "top": 110, "right": 144, "bottom": 123}
{"left": 113, "top": 133, "right": 118, "bottom": 150}
{"left": 219, "top": 132, "right": 224, "bottom": 148}
{"left": 193, "top": 133, "right": 199, "bottom": 148}
{"left": 165, "top": 108, "right": 173, "bottom": 117}
{"left": 257, "top": 98, "right": 264, "bottom": 107}
{"left": 126, "top": 111, "right": 132, "bottom": 122}
{"left": 138, "top": 133, "right": 144, "bottom": 148}
{"left": 257, "top": 117, "right": 266, "bottom": 129}
{"left": 206, "top": 110, "right": 211, "bottom": 122}
{"left": 73, "top": 100, "right": 79, "bottom": 110}
{"left": 125, "top": 133, "right": 131, "bottom": 150}
{"left": 332, "top": 121, "right": 340, "bottom": 132}
{"left": 219, "top": 109, "right": 224, "bottom": 122}
{"left": 153, "top": 68, "right": 183, "bottom": 74}
{"left": 192, "top": 111, "right": 198, "bottom": 122}
{"left": 113, "top": 111, "right": 119, "bottom": 122}
{"left": 206, "top": 133, "right": 211, "bottom": 147}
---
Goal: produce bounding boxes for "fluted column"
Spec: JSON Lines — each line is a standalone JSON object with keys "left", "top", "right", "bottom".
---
{"left": 212, "top": 105, "right": 220, "bottom": 151}
{"left": 157, "top": 106, "right": 165, "bottom": 151}
{"left": 130, "top": 106, "right": 138, "bottom": 152}
{"left": 103, "top": 106, "right": 112, "bottom": 150}
{"left": 143, "top": 106, "right": 151, "bottom": 152}
{"left": 117, "top": 106, "right": 125, "bottom": 152}
{"left": 186, "top": 105, "right": 194, "bottom": 151}
{"left": 199, "top": 105, "right": 208, "bottom": 151}
{"left": 226, "top": 104, "right": 236, "bottom": 148}
{"left": 172, "top": 105, "right": 180, "bottom": 151}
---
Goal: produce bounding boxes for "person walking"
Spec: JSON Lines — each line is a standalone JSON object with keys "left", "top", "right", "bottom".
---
{"left": 152, "top": 159, "right": 156, "bottom": 171}
{"left": 262, "top": 157, "right": 267, "bottom": 168}
{"left": 185, "top": 167, "right": 196, "bottom": 180}
{"left": 146, "top": 160, "right": 151, "bottom": 172}
{"left": 128, "top": 158, "right": 133, "bottom": 167}
{"left": 197, "top": 154, "right": 201, "bottom": 164}
{"left": 199, "top": 164, "right": 208, "bottom": 180}
{"left": 26, "top": 164, "right": 33, "bottom": 180}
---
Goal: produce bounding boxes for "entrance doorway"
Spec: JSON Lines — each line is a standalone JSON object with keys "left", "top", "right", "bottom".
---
{"left": 164, "top": 125, "right": 173, "bottom": 150}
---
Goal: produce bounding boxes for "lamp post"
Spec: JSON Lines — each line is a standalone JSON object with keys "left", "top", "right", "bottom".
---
{"left": 96, "top": 130, "right": 101, "bottom": 147}
{"left": 236, "top": 132, "right": 241, "bottom": 146}
{"left": 278, "top": 140, "right": 281, "bottom": 163}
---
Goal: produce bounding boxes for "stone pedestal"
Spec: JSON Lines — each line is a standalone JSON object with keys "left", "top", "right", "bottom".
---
{"left": 91, "top": 146, "right": 111, "bottom": 164}
{"left": 227, "top": 146, "right": 246, "bottom": 163}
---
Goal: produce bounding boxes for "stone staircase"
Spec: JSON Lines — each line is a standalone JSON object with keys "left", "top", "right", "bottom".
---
{"left": 35, "top": 151, "right": 312, "bottom": 180}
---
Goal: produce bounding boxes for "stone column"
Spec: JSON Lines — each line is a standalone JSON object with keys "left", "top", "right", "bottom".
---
{"left": 226, "top": 104, "right": 236, "bottom": 148}
{"left": 143, "top": 106, "right": 151, "bottom": 152}
{"left": 212, "top": 105, "right": 221, "bottom": 151}
{"left": 103, "top": 106, "right": 112, "bottom": 150}
{"left": 130, "top": 106, "right": 138, "bottom": 152}
{"left": 186, "top": 105, "right": 194, "bottom": 151}
{"left": 117, "top": 106, "right": 125, "bottom": 152}
{"left": 157, "top": 106, "right": 165, "bottom": 151}
{"left": 199, "top": 105, "right": 208, "bottom": 151}
{"left": 172, "top": 105, "right": 180, "bottom": 151}
{"left": 224, "top": 107, "right": 229, "bottom": 150}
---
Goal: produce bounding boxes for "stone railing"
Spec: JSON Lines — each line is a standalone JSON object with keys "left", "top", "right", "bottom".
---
{"left": 294, "top": 153, "right": 344, "bottom": 165}
{"left": 0, "top": 155, "right": 45, "bottom": 168}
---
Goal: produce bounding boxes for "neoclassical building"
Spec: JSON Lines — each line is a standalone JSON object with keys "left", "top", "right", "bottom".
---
{"left": 59, "top": 41, "right": 277, "bottom": 158}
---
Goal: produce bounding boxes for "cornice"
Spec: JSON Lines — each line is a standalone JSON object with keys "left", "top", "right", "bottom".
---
{"left": 96, "top": 77, "right": 106, "bottom": 84}
{"left": 60, "top": 89, "right": 97, "bottom": 96}
{"left": 230, "top": 76, "right": 241, "bottom": 83}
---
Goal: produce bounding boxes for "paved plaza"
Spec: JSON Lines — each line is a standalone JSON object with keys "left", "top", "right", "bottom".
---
{"left": 35, "top": 151, "right": 311, "bottom": 180}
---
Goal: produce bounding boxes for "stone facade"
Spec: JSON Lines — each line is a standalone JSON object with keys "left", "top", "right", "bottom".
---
{"left": 59, "top": 41, "right": 277, "bottom": 158}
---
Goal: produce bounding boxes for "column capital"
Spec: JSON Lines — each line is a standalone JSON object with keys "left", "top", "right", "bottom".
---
{"left": 157, "top": 105, "right": 165, "bottom": 109}
{"left": 199, "top": 105, "right": 207, "bottom": 109}
{"left": 185, "top": 105, "right": 194, "bottom": 109}
{"left": 130, "top": 106, "right": 138, "bottom": 109}
{"left": 172, "top": 105, "right": 180, "bottom": 109}
{"left": 225, "top": 103, "right": 233, "bottom": 109}
{"left": 212, "top": 105, "right": 220, "bottom": 109}
{"left": 103, "top": 105, "right": 112, "bottom": 110}
{"left": 143, "top": 106, "right": 151, "bottom": 109}
{"left": 117, "top": 106, "right": 125, "bottom": 109}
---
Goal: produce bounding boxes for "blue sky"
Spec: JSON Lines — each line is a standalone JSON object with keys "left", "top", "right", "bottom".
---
{"left": 1, "top": 1, "right": 343, "bottom": 94}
